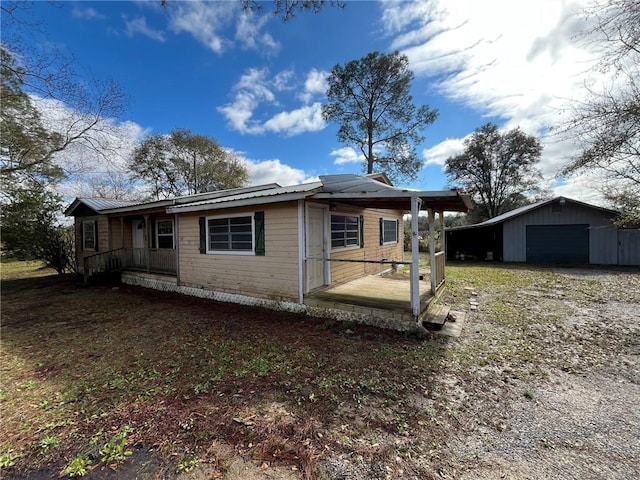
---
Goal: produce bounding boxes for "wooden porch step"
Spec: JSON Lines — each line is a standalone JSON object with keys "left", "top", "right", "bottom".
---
{"left": 422, "top": 304, "right": 450, "bottom": 330}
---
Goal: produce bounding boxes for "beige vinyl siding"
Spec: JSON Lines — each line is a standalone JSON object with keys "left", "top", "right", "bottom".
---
{"left": 75, "top": 215, "right": 109, "bottom": 273}
{"left": 329, "top": 207, "right": 404, "bottom": 285}
{"left": 178, "top": 202, "right": 300, "bottom": 302}
{"left": 109, "top": 217, "right": 124, "bottom": 249}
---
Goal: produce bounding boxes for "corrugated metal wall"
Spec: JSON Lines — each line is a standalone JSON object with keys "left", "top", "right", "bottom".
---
{"left": 618, "top": 229, "right": 640, "bottom": 266}
{"left": 503, "top": 201, "right": 619, "bottom": 264}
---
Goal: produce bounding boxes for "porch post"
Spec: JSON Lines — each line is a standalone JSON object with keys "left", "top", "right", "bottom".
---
{"left": 144, "top": 214, "right": 150, "bottom": 273}
{"left": 438, "top": 210, "right": 444, "bottom": 252}
{"left": 174, "top": 213, "right": 180, "bottom": 284}
{"left": 410, "top": 196, "right": 421, "bottom": 317}
{"left": 429, "top": 208, "right": 436, "bottom": 295}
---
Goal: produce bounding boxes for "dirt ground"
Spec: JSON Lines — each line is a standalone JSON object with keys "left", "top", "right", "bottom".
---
{"left": 1, "top": 263, "right": 638, "bottom": 479}
{"left": 448, "top": 268, "right": 640, "bottom": 480}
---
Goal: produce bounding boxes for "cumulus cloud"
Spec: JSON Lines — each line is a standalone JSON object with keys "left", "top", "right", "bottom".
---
{"left": 123, "top": 16, "right": 166, "bottom": 42}
{"left": 167, "top": 0, "right": 278, "bottom": 55}
{"left": 32, "top": 95, "right": 148, "bottom": 201}
{"left": 262, "top": 103, "right": 325, "bottom": 135}
{"left": 380, "top": 0, "right": 608, "bottom": 201}
{"left": 232, "top": 155, "right": 315, "bottom": 187}
{"left": 298, "top": 68, "right": 328, "bottom": 104}
{"left": 235, "top": 11, "right": 280, "bottom": 52}
{"left": 72, "top": 7, "right": 105, "bottom": 20}
{"left": 422, "top": 137, "right": 465, "bottom": 166}
{"left": 330, "top": 146, "right": 361, "bottom": 166}
{"left": 218, "top": 68, "right": 327, "bottom": 136}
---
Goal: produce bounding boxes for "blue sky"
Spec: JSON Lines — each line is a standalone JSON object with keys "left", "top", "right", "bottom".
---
{"left": 5, "top": 0, "right": 607, "bottom": 202}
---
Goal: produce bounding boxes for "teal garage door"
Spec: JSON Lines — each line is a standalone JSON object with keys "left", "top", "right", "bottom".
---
{"left": 526, "top": 224, "right": 589, "bottom": 263}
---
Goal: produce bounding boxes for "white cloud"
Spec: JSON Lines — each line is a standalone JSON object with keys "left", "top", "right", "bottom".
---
{"left": 239, "top": 157, "right": 315, "bottom": 186}
{"left": 32, "top": 96, "right": 148, "bottom": 202}
{"left": 168, "top": 1, "right": 236, "bottom": 53}
{"left": 123, "top": 16, "right": 166, "bottom": 42}
{"left": 167, "top": 1, "right": 278, "bottom": 55}
{"left": 380, "top": 0, "right": 614, "bottom": 203}
{"left": 217, "top": 68, "right": 275, "bottom": 134}
{"left": 235, "top": 11, "right": 280, "bottom": 52}
{"left": 422, "top": 137, "right": 465, "bottom": 166}
{"left": 72, "top": 7, "right": 105, "bottom": 20}
{"left": 273, "top": 70, "right": 295, "bottom": 91}
{"left": 218, "top": 69, "right": 327, "bottom": 136}
{"left": 298, "top": 68, "right": 328, "bottom": 104}
{"left": 262, "top": 102, "right": 325, "bottom": 135}
{"left": 330, "top": 146, "right": 361, "bottom": 165}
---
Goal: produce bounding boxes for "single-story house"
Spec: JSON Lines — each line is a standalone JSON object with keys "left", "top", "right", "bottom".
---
{"left": 65, "top": 174, "right": 472, "bottom": 332}
{"left": 445, "top": 196, "right": 640, "bottom": 266}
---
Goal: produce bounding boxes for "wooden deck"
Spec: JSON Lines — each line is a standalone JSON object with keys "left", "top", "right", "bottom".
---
{"left": 304, "top": 274, "right": 438, "bottom": 323}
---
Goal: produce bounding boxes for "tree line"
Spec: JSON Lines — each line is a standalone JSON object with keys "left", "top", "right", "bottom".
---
{"left": 1, "top": 0, "right": 637, "bottom": 274}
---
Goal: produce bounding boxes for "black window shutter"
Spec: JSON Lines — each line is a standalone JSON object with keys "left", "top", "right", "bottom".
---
{"left": 379, "top": 218, "right": 384, "bottom": 245}
{"left": 199, "top": 217, "right": 206, "bottom": 254}
{"left": 94, "top": 220, "right": 99, "bottom": 252}
{"left": 359, "top": 215, "right": 365, "bottom": 248}
{"left": 255, "top": 211, "right": 265, "bottom": 256}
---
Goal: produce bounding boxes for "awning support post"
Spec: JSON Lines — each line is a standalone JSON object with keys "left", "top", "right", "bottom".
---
{"left": 429, "top": 208, "right": 436, "bottom": 295}
{"left": 410, "top": 196, "right": 422, "bottom": 317}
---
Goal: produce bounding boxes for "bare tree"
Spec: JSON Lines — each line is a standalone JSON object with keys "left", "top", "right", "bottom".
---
{"left": 241, "top": 0, "right": 345, "bottom": 21}
{"left": 1, "top": 2, "right": 129, "bottom": 188}
{"left": 560, "top": 0, "right": 640, "bottom": 225}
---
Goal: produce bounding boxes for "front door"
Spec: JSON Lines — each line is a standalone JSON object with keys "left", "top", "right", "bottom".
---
{"left": 306, "top": 206, "right": 327, "bottom": 291}
{"left": 132, "top": 219, "right": 146, "bottom": 267}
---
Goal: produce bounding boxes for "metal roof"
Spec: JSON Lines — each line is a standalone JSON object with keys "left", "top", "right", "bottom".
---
{"left": 64, "top": 198, "right": 139, "bottom": 216}
{"left": 447, "top": 196, "right": 619, "bottom": 230}
{"left": 66, "top": 174, "right": 472, "bottom": 217}
{"left": 314, "top": 175, "right": 473, "bottom": 212}
{"left": 166, "top": 182, "right": 323, "bottom": 213}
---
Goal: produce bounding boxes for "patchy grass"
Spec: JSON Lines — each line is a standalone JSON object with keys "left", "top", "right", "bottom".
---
{"left": 2, "top": 260, "right": 638, "bottom": 479}
{"left": 1, "top": 261, "right": 451, "bottom": 479}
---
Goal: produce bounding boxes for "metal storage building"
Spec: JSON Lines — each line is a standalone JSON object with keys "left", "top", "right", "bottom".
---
{"left": 445, "top": 197, "right": 639, "bottom": 266}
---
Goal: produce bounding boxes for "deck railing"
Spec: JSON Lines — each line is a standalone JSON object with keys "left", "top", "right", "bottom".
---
{"left": 83, "top": 248, "right": 176, "bottom": 284}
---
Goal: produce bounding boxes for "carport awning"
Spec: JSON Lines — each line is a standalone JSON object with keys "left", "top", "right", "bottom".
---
{"left": 312, "top": 174, "right": 472, "bottom": 212}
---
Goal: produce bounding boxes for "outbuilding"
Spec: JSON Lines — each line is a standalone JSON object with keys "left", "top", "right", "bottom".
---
{"left": 445, "top": 197, "right": 639, "bottom": 266}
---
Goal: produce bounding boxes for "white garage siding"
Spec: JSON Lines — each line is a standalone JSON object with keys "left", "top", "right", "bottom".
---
{"left": 503, "top": 202, "right": 619, "bottom": 264}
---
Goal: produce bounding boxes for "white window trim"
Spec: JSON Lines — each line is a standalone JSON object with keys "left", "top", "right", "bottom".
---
{"left": 82, "top": 220, "right": 96, "bottom": 251}
{"left": 205, "top": 213, "right": 255, "bottom": 256}
{"left": 381, "top": 217, "right": 399, "bottom": 245}
{"left": 330, "top": 212, "right": 360, "bottom": 251}
{"left": 155, "top": 219, "right": 175, "bottom": 250}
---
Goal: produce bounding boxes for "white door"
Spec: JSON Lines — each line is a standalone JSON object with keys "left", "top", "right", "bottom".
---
{"left": 132, "top": 219, "right": 145, "bottom": 266}
{"left": 306, "top": 206, "right": 326, "bottom": 291}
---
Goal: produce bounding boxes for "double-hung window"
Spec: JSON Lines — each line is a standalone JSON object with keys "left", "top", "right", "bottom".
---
{"left": 156, "top": 220, "right": 174, "bottom": 249}
{"left": 82, "top": 220, "right": 97, "bottom": 251}
{"left": 381, "top": 218, "right": 399, "bottom": 244}
{"left": 331, "top": 214, "right": 359, "bottom": 249}
{"left": 207, "top": 215, "right": 254, "bottom": 253}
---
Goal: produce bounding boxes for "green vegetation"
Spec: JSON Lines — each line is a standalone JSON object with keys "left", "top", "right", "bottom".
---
{"left": 1, "top": 259, "right": 634, "bottom": 478}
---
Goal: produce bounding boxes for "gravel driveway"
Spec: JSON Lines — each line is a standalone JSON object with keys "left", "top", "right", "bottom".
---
{"left": 448, "top": 267, "right": 640, "bottom": 480}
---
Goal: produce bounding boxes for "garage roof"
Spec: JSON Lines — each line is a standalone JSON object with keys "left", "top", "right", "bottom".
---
{"left": 447, "top": 196, "right": 618, "bottom": 230}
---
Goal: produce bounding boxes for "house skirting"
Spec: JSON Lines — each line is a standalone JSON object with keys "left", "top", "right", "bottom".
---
{"left": 121, "top": 273, "right": 425, "bottom": 333}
